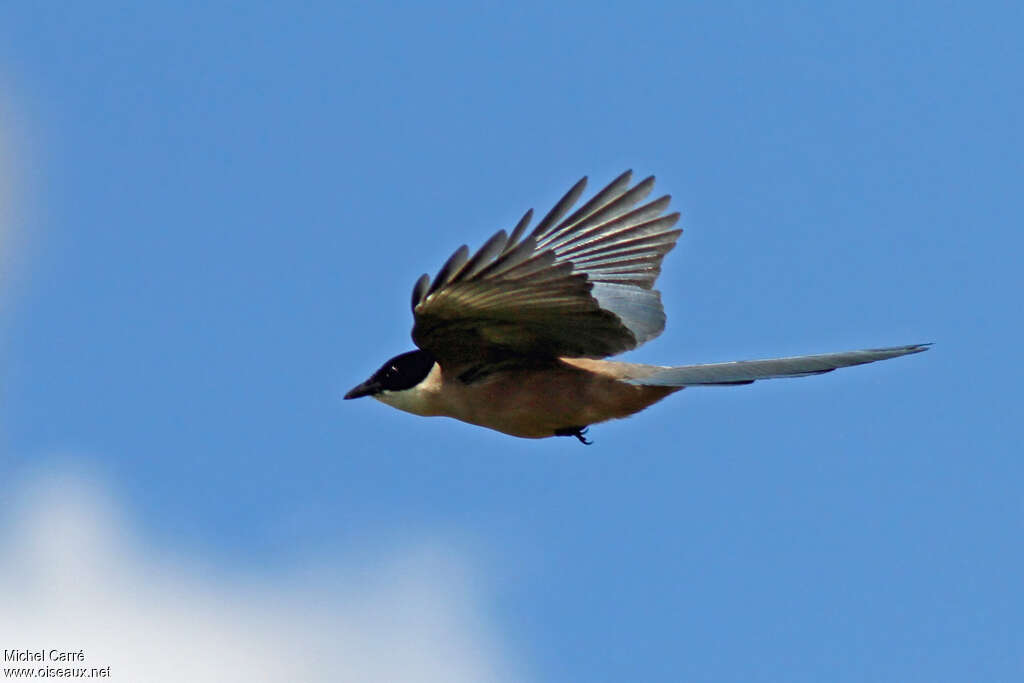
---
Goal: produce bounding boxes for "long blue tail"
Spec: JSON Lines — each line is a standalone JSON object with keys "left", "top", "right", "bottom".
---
{"left": 625, "top": 343, "right": 930, "bottom": 387}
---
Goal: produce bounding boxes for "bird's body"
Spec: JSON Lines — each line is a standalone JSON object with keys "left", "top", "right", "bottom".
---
{"left": 373, "top": 356, "right": 678, "bottom": 439}
{"left": 345, "top": 171, "right": 928, "bottom": 442}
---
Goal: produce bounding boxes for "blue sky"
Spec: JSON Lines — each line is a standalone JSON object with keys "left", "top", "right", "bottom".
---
{"left": 1, "top": 2, "right": 1021, "bottom": 681}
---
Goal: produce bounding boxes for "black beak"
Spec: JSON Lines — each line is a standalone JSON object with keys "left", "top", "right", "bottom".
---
{"left": 344, "top": 379, "right": 380, "bottom": 400}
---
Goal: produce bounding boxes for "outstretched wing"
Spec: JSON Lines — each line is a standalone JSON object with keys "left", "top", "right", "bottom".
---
{"left": 411, "top": 171, "right": 682, "bottom": 366}
{"left": 621, "top": 344, "right": 931, "bottom": 387}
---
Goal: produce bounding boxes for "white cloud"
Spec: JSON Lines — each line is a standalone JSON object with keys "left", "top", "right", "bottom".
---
{"left": 0, "top": 474, "right": 523, "bottom": 682}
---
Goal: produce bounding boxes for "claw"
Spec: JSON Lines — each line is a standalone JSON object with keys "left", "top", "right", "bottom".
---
{"left": 555, "top": 426, "right": 593, "bottom": 445}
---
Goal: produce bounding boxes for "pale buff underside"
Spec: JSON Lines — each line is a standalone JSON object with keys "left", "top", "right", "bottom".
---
{"left": 374, "top": 358, "right": 680, "bottom": 439}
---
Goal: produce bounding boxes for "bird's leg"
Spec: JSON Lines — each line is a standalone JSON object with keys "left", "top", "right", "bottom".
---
{"left": 554, "top": 426, "right": 593, "bottom": 445}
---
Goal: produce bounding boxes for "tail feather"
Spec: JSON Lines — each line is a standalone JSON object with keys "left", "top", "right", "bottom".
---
{"left": 625, "top": 343, "right": 930, "bottom": 387}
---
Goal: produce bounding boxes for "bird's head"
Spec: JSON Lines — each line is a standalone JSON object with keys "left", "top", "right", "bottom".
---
{"left": 344, "top": 349, "right": 436, "bottom": 400}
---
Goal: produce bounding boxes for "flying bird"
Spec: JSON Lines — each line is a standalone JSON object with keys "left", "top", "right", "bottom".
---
{"left": 345, "top": 171, "right": 928, "bottom": 443}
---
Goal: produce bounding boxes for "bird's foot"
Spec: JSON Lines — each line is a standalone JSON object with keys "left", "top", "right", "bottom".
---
{"left": 554, "top": 426, "right": 592, "bottom": 445}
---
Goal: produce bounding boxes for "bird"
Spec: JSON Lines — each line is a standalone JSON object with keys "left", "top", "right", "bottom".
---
{"left": 344, "top": 171, "right": 929, "bottom": 443}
